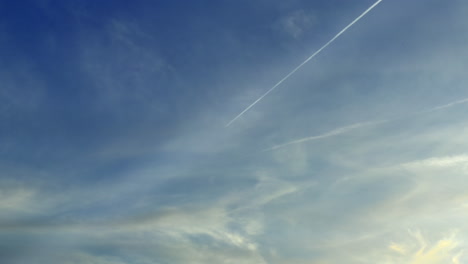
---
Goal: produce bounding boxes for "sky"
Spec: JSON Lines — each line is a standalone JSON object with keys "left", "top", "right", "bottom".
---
{"left": 1, "top": 0, "right": 468, "bottom": 263}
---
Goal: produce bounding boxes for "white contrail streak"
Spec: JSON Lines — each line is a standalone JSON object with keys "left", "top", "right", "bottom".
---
{"left": 263, "top": 95, "right": 468, "bottom": 151}
{"left": 430, "top": 97, "right": 468, "bottom": 111}
{"left": 225, "top": 0, "right": 384, "bottom": 127}
{"left": 264, "top": 121, "right": 383, "bottom": 151}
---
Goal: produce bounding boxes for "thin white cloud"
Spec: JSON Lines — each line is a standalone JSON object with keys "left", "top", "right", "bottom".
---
{"left": 393, "top": 231, "right": 463, "bottom": 264}
{"left": 402, "top": 154, "right": 468, "bottom": 170}
{"left": 0, "top": 187, "right": 36, "bottom": 213}
{"left": 277, "top": 10, "right": 317, "bottom": 39}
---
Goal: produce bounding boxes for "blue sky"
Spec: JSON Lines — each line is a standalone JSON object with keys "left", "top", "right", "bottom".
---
{"left": 1, "top": 0, "right": 468, "bottom": 263}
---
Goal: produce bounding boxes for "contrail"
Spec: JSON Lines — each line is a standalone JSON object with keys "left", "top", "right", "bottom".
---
{"left": 263, "top": 95, "right": 468, "bottom": 151}
{"left": 430, "top": 97, "right": 468, "bottom": 111}
{"left": 226, "top": 0, "right": 384, "bottom": 127}
{"left": 264, "top": 120, "right": 384, "bottom": 151}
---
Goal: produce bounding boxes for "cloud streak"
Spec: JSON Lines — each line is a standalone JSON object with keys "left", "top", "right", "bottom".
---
{"left": 394, "top": 231, "right": 463, "bottom": 264}
{"left": 264, "top": 120, "right": 383, "bottom": 151}
{"left": 430, "top": 97, "right": 468, "bottom": 112}
{"left": 266, "top": 95, "right": 468, "bottom": 152}
{"left": 225, "top": 0, "right": 384, "bottom": 127}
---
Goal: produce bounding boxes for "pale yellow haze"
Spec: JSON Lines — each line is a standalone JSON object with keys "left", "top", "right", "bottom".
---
{"left": 404, "top": 238, "right": 462, "bottom": 264}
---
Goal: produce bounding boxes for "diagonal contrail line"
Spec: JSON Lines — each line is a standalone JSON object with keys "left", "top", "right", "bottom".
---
{"left": 263, "top": 96, "right": 468, "bottom": 151}
{"left": 263, "top": 120, "right": 385, "bottom": 151}
{"left": 226, "top": 0, "right": 384, "bottom": 127}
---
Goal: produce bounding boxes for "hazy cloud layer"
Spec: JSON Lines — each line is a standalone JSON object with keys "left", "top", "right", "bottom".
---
{"left": 1, "top": 0, "right": 468, "bottom": 263}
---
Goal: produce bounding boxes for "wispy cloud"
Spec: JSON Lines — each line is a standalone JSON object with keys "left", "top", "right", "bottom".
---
{"left": 3, "top": 0, "right": 468, "bottom": 263}
{"left": 0, "top": 187, "right": 36, "bottom": 214}
{"left": 388, "top": 231, "right": 464, "bottom": 264}
{"left": 276, "top": 10, "right": 317, "bottom": 39}
{"left": 402, "top": 154, "right": 468, "bottom": 169}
